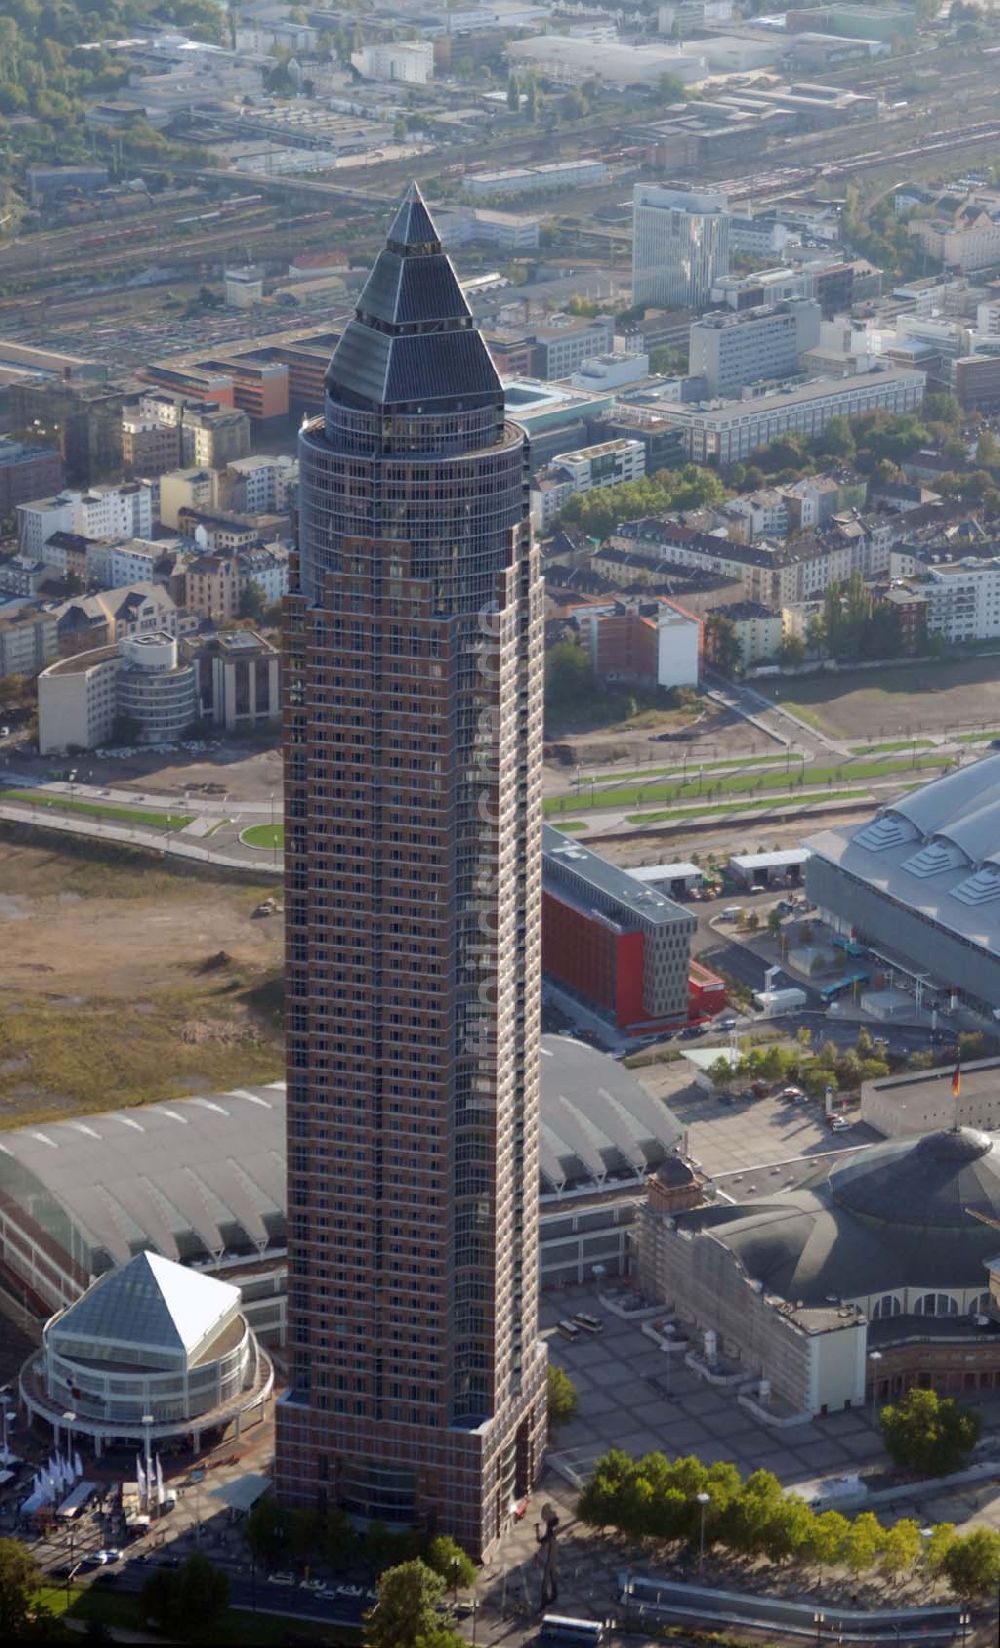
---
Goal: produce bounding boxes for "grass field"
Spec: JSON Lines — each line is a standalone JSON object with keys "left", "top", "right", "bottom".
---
{"left": 241, "top": 822, "right": 285, "bottom": 850}
{"left": 2, "top": 789, "right": 192, "bottom": 831}
{"left": 848, "top": 738, "right": 934, "bottom": 755}
{"left": 772, "top": 657, "right": 1000, "bottom": 741}
{"left": 551, "top": 820, "right": 588, "bottom": 832}
{"left": 623, "top": 787, "right": 870, "bottom": 826}
{"left": 0, "top": 835, "right": 283, "bottom": 1123}
{"left": 589, "top": 752, "right": 790, "bottom": 784}
{"left": 38, "top": 1585, "right": 358, "bottom": 1645}
{"left": 544, "top": 752, "right": 949, "bottom": 815}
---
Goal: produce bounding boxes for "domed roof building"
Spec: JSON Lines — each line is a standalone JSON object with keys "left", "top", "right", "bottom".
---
{"left": 638, "top": 1127, "right": 1000, "bottom": 1421}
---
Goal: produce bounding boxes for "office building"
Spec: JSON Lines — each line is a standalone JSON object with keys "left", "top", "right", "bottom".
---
{"left": 276, "top": 186, "right": 547, "bottom": 1554}
{"left": 542, "top": 825, "right": 696, "bottom": 1033}
{"left": 654, "top": 368, "right": 925, "bottom": 463}
{"left": 632, "top": 184, "right": 730, "bottom": 310}
{"left": 17, "top": 484, "right": 153, "bottom": 557}
{"left": 196, "top": 630, "right": 280, "bottom": 732}
{"left": 181, "top": 405, "right": 252, "bottom": 470}
{"left": 37, "top": 631, "right": 198, "bottom": 753}
{"left": 121, "top": 415, "right": 180, "bottom": 477}
{"left": 351, "top": 41, "right": 434, "bottom": 82}
{"left": 688, "top": 300, "right": 821, "bottom": 397}
{"left": 806, "top": 756, "right": 1000, "bottom": 1015}
{"left": 225, "top": 267, "right": 264, "bottom": 309}
{"left": 533, "top": 438, "right": 645, "bottom": 530}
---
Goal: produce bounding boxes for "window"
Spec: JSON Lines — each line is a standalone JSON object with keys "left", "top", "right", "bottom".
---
{"left": 871, "top": 1294, "right": 901, "bottom": 1320}
{"left": 914, "top": 1292, "right": 958, "bottom": 1317}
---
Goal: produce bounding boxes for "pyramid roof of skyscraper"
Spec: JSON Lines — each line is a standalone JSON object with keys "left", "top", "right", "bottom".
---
{"left": 324, "top": 182, "right": 503, "bottom": 413}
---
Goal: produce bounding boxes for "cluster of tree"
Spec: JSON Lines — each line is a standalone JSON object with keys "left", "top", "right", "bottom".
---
{"left": 578, "top": 1442, "right": 1000, "bottom": 1596}
{"left": 548, "top": 1364, "right": 579, "bottom": 1431}
{"left": 0, "top": 1, "right": 223, "bottom": 183}
{"left": 244, "top": 1492, "right": 475, "bottom": 1591}
{"left": 733, "top": 406, "right": 966, "bottom": 487}
{"left": 881, "top": 1388, "right": 982, "bottom": 1478}
{"left": 843, "top": 184, "right": 926, "bottom": 283}
{"left": 0, "top": 1538, "right": 51, "bottom": 1641}
{"left": 557, "top": 463, "right": 727, "bottom": 537}
{"left": 818, "top": 571, "right": 906, "bottom": 664}
{"left": 708, "top": 1026, "right": 890, "bottom": 1097}
{"left": 141, "top": 1551, "right": 230, "bottom": 1641}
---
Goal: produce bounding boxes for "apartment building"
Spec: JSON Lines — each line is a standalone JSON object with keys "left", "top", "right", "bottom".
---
{"left": 0, "top": 607, "right": 58, "bottom": 678}
{"left": 633, "top": 184, "right": 730, "bottom": 310}
{"left": 121, "top": 416, "right": 180, "bottom": 478}
{"left": 159, "top": 468, "right": 215, "bottom": 530}
{"left": 708, "top": 600, "right": 783, "bottom": 667}
{"left": 655, "top": 368, "right": 925, "bottom": 464}
{"left": 184, "top": 554, "right": 240, "bottom": 622}
{"left": 688, "top": 300, "right": 822, "bottom": 398}
{"left": 181, "top": 405, "right": 252, "bottom": 470}
{"left": 914, "top": 559, "right": 1000, "bottom": 645}
{"left": 533, "top": 438, "right": 645, "bottom": 529}
{"left": 220, "top": 454, "right": 297, "bottom": 515}
{"left": 237, "top": 544, "right": 290, "bottom": 606}
{"left": 17, "top": 484, "right": 153, "bottom": 557}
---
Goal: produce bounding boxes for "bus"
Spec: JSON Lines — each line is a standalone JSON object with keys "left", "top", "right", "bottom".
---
{"left": 539, "top": 1617, "right": 607, "bottom": 1645}
{"left": 819, "top": 971, "right": 869, "bottom": 1004}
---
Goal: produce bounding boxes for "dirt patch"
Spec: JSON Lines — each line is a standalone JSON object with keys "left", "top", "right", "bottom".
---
{"left": 775, "top": 657, "right": 1000, "bottom": 740}
{"left": 0, "top": 837, "right": 285, "bottom": 1124}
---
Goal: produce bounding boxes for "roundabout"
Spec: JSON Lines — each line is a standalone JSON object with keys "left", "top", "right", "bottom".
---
{"left": 240, "top": 823, "right": 284, "bottom": 851}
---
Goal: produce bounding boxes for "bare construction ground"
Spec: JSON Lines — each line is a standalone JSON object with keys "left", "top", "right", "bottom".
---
{"left": 0, "top": 832, "right": 284, "bottom": 1126}
{"left": 775, "top": 657, "right": 1000, "bottom": 741}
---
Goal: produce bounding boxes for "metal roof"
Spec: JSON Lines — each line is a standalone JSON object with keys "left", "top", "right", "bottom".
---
{"left": 730, "top": 849, "right": 811, "bottom": 870}
{"left": 807, "top": 755, "right": 1000, "bottom": 954}
{"left": 538, "top": 1034, "right": 684, "bottom": 1194}
{"left": 0, "top": 1044, "right": 680, "bottom": 1262}
{"left": 543, "top": 823, "right": 694, "bottom": 931}
{"left": 0, "top": 1085, "right": 286, "bottom": 1270}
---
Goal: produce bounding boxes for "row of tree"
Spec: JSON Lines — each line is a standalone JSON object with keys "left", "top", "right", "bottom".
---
{"left": 578, "top": 1428, "right": 1000, "bottom": 1596}
{"left": 557, "top": 463, "right": 727, "bottom": 538}
{"left": 708, "top": 1028, "right": 890, "bottom": 1098}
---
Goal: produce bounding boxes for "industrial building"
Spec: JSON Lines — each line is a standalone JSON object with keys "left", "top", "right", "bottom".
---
{"left": 542, "top": 824, "right": 701, "bottom": 1032}
{"left": 637, "top": 1126, "right": 1000, "bottom": 1417}
{"left": 806, "top": 755, "right": 1000, "bottom": 1014}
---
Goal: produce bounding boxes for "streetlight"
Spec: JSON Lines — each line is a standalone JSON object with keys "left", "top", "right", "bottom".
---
{"left": 696, "top": 1492, "right": 710, "bottom": 1572}
{"left": 868, "top": 1349, "right": 882, "bottom": 1415}
{"left": 814, "top": 1610, "right": 825, "bottom": 1647}
{"left": 958, "top": 1608, "right": 970, "bottom": 1642}
{"left": 61, "top": 1409, "right": 76, "bottom": 1467}
{"left": 0, "top": 1394, "right": 13, "bottom": 1465}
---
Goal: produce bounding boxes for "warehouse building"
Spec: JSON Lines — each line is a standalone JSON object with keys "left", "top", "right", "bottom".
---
{"left": 806, "top": 756, "right": 1000, "bottom": 1014}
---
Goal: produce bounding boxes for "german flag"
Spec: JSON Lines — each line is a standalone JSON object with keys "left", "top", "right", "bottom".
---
{"left": 952, "top": 1061, "right": 961, "bottom": 1100}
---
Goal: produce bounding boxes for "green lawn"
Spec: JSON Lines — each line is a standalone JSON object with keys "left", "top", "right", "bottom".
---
{"left": 241, "top": 823, "right": 285, "bottom": 851}
{"left": 589, "top": 752, "right": 793, "bottom": 784}
{"left": 544, "top": 753, "right": 950, "bottom": 816}
{"left": 954, "top": 728, "right": 1000, "bottom": 744}
{"left": 848, "top": 739, "right": 934, "bottom": 755}
{"left": 551, "top": 820, "right": 588, "bottom": 832}
{"left": 624, "top": 788, "right": 871, "bottom": 826}
{"left": 38, "top": 1584, "right": 360, "bottom": 1645}
{"left": 1, "top": 789, "right": 192, "bottom": 831}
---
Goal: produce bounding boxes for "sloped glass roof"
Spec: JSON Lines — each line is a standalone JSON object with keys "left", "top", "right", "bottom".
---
{"left": 52, "top": 1250, "right": 239, "bottom": 1360}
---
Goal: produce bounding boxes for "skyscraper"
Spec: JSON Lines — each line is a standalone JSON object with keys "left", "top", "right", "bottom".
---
{"left": 276, "top": 186, "right": 547, "bottom": 1555}
{"left": 632, "top": 183, "right": 730, "bottom": 311}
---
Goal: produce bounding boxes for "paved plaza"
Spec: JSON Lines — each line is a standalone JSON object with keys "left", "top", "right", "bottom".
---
{"left": 542, "top": 1287, "right": 887, "bottom": 1492}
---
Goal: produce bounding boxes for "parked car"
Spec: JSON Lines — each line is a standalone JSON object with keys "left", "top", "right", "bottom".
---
{"left": 780, "top": 1085, "right": 805, "bottom": 1100}
{"left": 679, "top": 1024, "right": 705, "bottom": 1040}
{"left": 267, "top": 1572, "right": 296, "bottom": 1587}
{"left": 830, "top": 1115, "right": 852, "bottom": 1132}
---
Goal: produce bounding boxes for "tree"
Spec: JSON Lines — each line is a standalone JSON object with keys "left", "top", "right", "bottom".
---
{"left": 506, "top": 73, "right": 519, "bottom": 112}
{"left": 842, "top": 1511, "right": 884, "bottom": 1575}
{"left": 244, "top": 1493, "right": 287, "bottom": 1565}
{"left": 366, "top": 1561, "right": 464, "bottom": 1648}
{"left": 426, "top": 1536, "right": 476, "bottom": 1596}
{"left": 547, "top": 1364, "right": 579, "bottom": 1431}
{"left": 708, "top": 1055, "right": 734, "bottom": 1091}
{"left": 0, "top": 1540, "right": 42, "bottom": 1641}
{"left": 767, "top": 910, "right": 783, "bottom": 940}
{"left": 545, "top": 640, "right": 596, "bottom": 716}
{"left": 324, "top": 1505, "right": 358, "bottom": 1569}
{"left": 143, "top": 1553, "right": 230, "bottom": 1639}
{"left": 705, "top": 612, "right": 742, "bottom": 676}
{"left": 880, "top": 1388, "right": 982, "bottom": 1477}
{"left": 924, "top": 1521, "right": 956, "bottom": 1577}
{"left": 941, "top": 1527, "right": 1000, "bottom": 1599}
{"left": 879, "top": 1518, "right": 923, "bottom": 1581}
